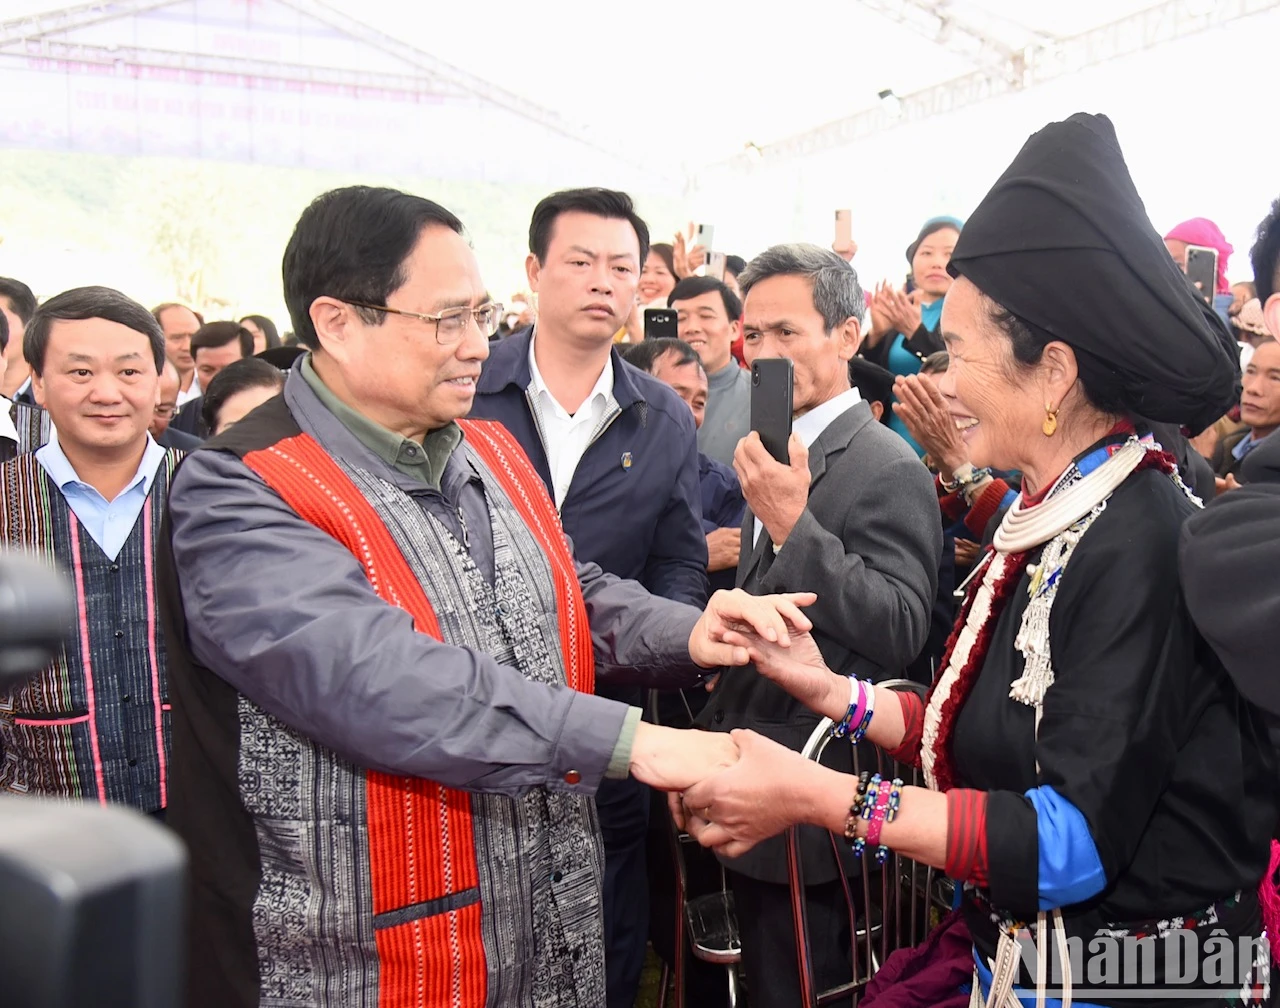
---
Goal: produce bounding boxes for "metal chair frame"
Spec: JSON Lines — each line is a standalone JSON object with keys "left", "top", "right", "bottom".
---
{"left": 786, "top": 679, "right": 952, "bottom": 1007}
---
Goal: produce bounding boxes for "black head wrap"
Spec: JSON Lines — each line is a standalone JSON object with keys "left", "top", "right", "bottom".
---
{"left": 947, "top": 113, "right": 1239, "bottom": 435}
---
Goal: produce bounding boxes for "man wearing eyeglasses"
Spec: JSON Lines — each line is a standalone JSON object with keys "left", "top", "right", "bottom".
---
{"left": 470, "top": 187, "right": 709, "bottom": 1008}
{"left": 150, "top": 359, "right": 202, "bottom": 450}
{"left": 159, "top": 184, "right": 809, "bottom": 1008}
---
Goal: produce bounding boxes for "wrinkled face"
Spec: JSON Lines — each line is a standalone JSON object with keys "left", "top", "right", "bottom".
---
{"left": 528, "top": 211, "right": 641, "bottom": 346}
{"left": 32, "top": 317, "right": 160, "bottom": 456}
{"left": 934, "top": 276, "right": 1047, "bottom": 471}
{"left": 637, "top": 250, "right": 676, "bottom": 305}
{"left": 194, "top": 341, "right": 246, "bottom": 388}
{"left": 151, "top": 364, "right": 180, "bottom": 436}
{"left": 1241, "top": 340, "right": 1280, "bottom": 435}
{"left": 912, "top": 227, "right": 959, "bottom": 300}
{"left": 214, "top": 384, "right": 281, "bottom": 436}
{"left": 241, "top": 318, "right": 267, "bottom": 354}
{"left": 674, "top": 289, "right": 737, "bottom": 374}
{"left": 652, "top": 351, "right": 708, "bottom": 428}
{"left": 742, "top": 274, "right": 858, "bottom": 417}
{"left": 320, "top": 224, "right": 491, "bottom": 432}
{"left": 157, "top": 305, "right": 200, "bottom": 373}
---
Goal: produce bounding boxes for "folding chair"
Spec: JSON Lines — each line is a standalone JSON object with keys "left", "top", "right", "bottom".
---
{"left": 786, "top": 679, "right": 949, "bottom": 1007}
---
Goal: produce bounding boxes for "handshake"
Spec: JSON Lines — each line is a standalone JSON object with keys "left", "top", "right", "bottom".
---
{"left": 627, "top": 588, "right": 846, "bottom": 858}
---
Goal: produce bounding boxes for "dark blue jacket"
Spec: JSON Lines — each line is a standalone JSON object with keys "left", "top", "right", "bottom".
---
{"left": 700, "top": 452, "right": 745, "bottom": 596}
{"left": 470, "top": 330, "right": 709, "bottom": 613}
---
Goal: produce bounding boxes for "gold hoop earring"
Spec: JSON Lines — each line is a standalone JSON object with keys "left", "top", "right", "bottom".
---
{"left": 1042, "top": 404, "right": 1059, "bottom": 437}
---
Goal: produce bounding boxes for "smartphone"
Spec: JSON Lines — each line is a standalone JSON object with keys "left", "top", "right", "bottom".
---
{"left": 834, "top": 209, "right": 852, "bottom": 249}
{"left": 750, "top": 358, "right": 794, "bottom": 464}
{"left": 695, "top": 223, "right": 715, "bottom": 253}
{"left": 644, "top": 307, "right": 678, "bottom": 340}
{"left": 706, "top": 251, "right": 727, "bottom": 282}
{"left": 1185, "top": 245, "right": 1217, "bottom": 305}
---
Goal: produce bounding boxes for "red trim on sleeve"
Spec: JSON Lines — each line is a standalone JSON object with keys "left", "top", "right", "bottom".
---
{"left": 962, "top": 478, "right": 1010, "bottom": 538}
{"left": 886, "top": 691, "right": 925, "bottom": 767}
{"left": 945, "top": 788, "right": 990, "bottom": 888}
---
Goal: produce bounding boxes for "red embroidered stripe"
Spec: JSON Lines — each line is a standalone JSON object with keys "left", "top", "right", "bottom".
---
{"left": 458, "top": 418, "right": 595, "bottom": 695}
{"left": 945, "top": 788, "right": 990, "bottom": 887}
{"left": 886, "top": 691, "right": 925, "bottom": 767}
{"left": 244, "top": 433, "right": 486, "bottom": 1008}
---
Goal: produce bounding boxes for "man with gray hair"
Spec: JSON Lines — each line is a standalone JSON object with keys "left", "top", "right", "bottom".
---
{"left": 696, "top": 243, "right": 941, "bottom": 1006}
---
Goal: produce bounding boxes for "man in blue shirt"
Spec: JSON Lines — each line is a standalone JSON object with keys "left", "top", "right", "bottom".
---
{"left": 0, "top": 286, "right": 185, "bottom": 816}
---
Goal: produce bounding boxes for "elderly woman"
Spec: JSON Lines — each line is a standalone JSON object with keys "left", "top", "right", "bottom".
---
{"left": 679, "top": 114, "right": 1276, "bottom": 1006}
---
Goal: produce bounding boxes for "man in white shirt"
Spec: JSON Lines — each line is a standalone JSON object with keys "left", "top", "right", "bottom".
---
{"left": 697, "top": 244, "right": 941, "bottom": 1007}
{"left": 152, "top": 301, "right": 204, "bottom": 406}
{"left": 0, "top": 286, "right": 186, "bottom": 816}
{"left": 471, "top": 187, "right": 708, "bottom": 1008}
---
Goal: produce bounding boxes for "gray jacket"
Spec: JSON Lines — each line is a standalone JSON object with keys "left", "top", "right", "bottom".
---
{"left": 166, "top": 368, "right": 705, "bottom": 800}
{"left": 699, "top": 399, "right": 941, "bottom": 883}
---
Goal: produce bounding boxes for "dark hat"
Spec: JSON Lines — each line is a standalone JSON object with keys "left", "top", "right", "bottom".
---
{"left": 947, "top": 113, "right": 1240, "bottom": 435}
{"left": 256, "top": 345, "right": 306, "bottom": 371}
{"left": 1180, "top": 482, "right": 1280, "bottom": 714}
{"left": 906, "top": 216, "right": 964, "bottom": 264}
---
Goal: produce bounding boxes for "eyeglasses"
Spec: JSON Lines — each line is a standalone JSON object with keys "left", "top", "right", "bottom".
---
{"left": 153, "top": 404, "right": 177, "bottom": 418}
{"left": 342, "top": 299, "right": 504, "bottom": 345}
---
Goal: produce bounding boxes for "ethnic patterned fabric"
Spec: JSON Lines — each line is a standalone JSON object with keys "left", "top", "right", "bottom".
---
{"left": 0, "top": 451, "right": 181, "bottom": 811}
{"left": 240, "top": 421, "right": 603, "bottom": 1008}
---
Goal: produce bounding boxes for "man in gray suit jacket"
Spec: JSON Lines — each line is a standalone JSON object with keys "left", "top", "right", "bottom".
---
{"left": 697, "top": 244, "right": 941, "bottom": 1007}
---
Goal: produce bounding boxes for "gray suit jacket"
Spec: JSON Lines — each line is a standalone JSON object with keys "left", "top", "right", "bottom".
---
{"left": 698, "top": 399, "right": 941, "bottom": 884}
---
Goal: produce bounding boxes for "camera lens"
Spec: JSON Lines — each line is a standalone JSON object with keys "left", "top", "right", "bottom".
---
{"left": 752, "top": 370, "right": 760, "bottom": 386}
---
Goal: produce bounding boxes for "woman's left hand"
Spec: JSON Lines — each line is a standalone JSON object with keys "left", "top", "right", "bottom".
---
{"left": 681, "top": 729, "right": 826, "bottom": 858}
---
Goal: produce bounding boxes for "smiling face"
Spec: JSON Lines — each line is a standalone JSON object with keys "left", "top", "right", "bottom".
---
{"left": 934, "top": 276, "right": 1051, "bottom": 471}
{"left": 312, "top": 223, "right": 491, "bottom": 436}
{"left": 638, "top": 249, "right": 676, "bottom": 305}
{"left": 527, "top": 210, "right": 641, "bottom": 348}
{"left": 32, "top": 317, "right": 160, "bottom": 457}
{"left": 912, "top": 226, "right": 959, "bottom": 300}
{"left": 673, "top": 289, "right": 738, "bottom": 374}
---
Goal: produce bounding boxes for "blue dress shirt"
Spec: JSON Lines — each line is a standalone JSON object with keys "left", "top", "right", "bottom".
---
{"left": 36, "top": 432, "right": 168, "bottom": 560}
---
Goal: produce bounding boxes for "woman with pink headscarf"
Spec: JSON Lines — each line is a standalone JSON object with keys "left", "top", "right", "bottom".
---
{"left": 1165, "top": 217, "right": 1235, "bottom": 324}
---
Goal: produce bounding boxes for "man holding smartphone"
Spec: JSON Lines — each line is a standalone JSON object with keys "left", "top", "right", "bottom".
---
{"left": 670, "top": 276, "right": 749, "bottom": 467}
{"left": 698, "top": 243, "right": 941, "bottom": 1007}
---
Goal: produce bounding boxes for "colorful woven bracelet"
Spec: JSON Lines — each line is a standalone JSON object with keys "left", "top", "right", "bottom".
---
{"left": 866, "top": 781, "right": 894, "bottom": 862}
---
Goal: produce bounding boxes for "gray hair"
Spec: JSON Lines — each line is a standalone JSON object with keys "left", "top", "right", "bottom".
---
{"left": 738, "top": 243, "right": 866, "bottom": 332}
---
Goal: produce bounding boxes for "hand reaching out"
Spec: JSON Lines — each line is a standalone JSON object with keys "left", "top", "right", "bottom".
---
{"left": 687, "top": 588, "right": 816, "bottom": 669}
{"left": 715, "top": 622, "right": 848, "bottom": 722}
{"left": 630, "top": 723, "right": 739, "bottom": 792}
{"left": 677, "top": 729, "right": 829, "bottom": 858}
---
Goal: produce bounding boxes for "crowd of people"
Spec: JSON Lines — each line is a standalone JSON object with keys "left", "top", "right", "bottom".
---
{"left": 1, "top": 109, "right": 1280, "bottom": 1008}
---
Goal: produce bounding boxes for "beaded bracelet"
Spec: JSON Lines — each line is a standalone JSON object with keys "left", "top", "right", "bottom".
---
{"left": 851, "top": 774, "right": 882, "bottom": 858}
{"left": 843, "top": 771, "right": 871, "bottom": 847}
{"left": 868, "top": 777, "right": 904, "bottom": 864}
{"left": 831, "top": 677, "right": 876, "bottom": 745}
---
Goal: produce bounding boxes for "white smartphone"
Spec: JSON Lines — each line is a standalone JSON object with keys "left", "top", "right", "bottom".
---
{"left": 695, "top": 223, "right": 715, "bottom": 252}
{"left": 834, "top": 209, "right": 853, "bottom": 248}
{"left": 706, "top": 251, "right": 727, "bottom": 282}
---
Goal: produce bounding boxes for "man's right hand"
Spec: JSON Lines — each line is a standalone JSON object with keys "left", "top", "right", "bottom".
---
{"left": 630, "top": 722, "right": 739, "bottom": 791}
{"left": 706, "top": 526, "right": 743, "bottom": 573}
